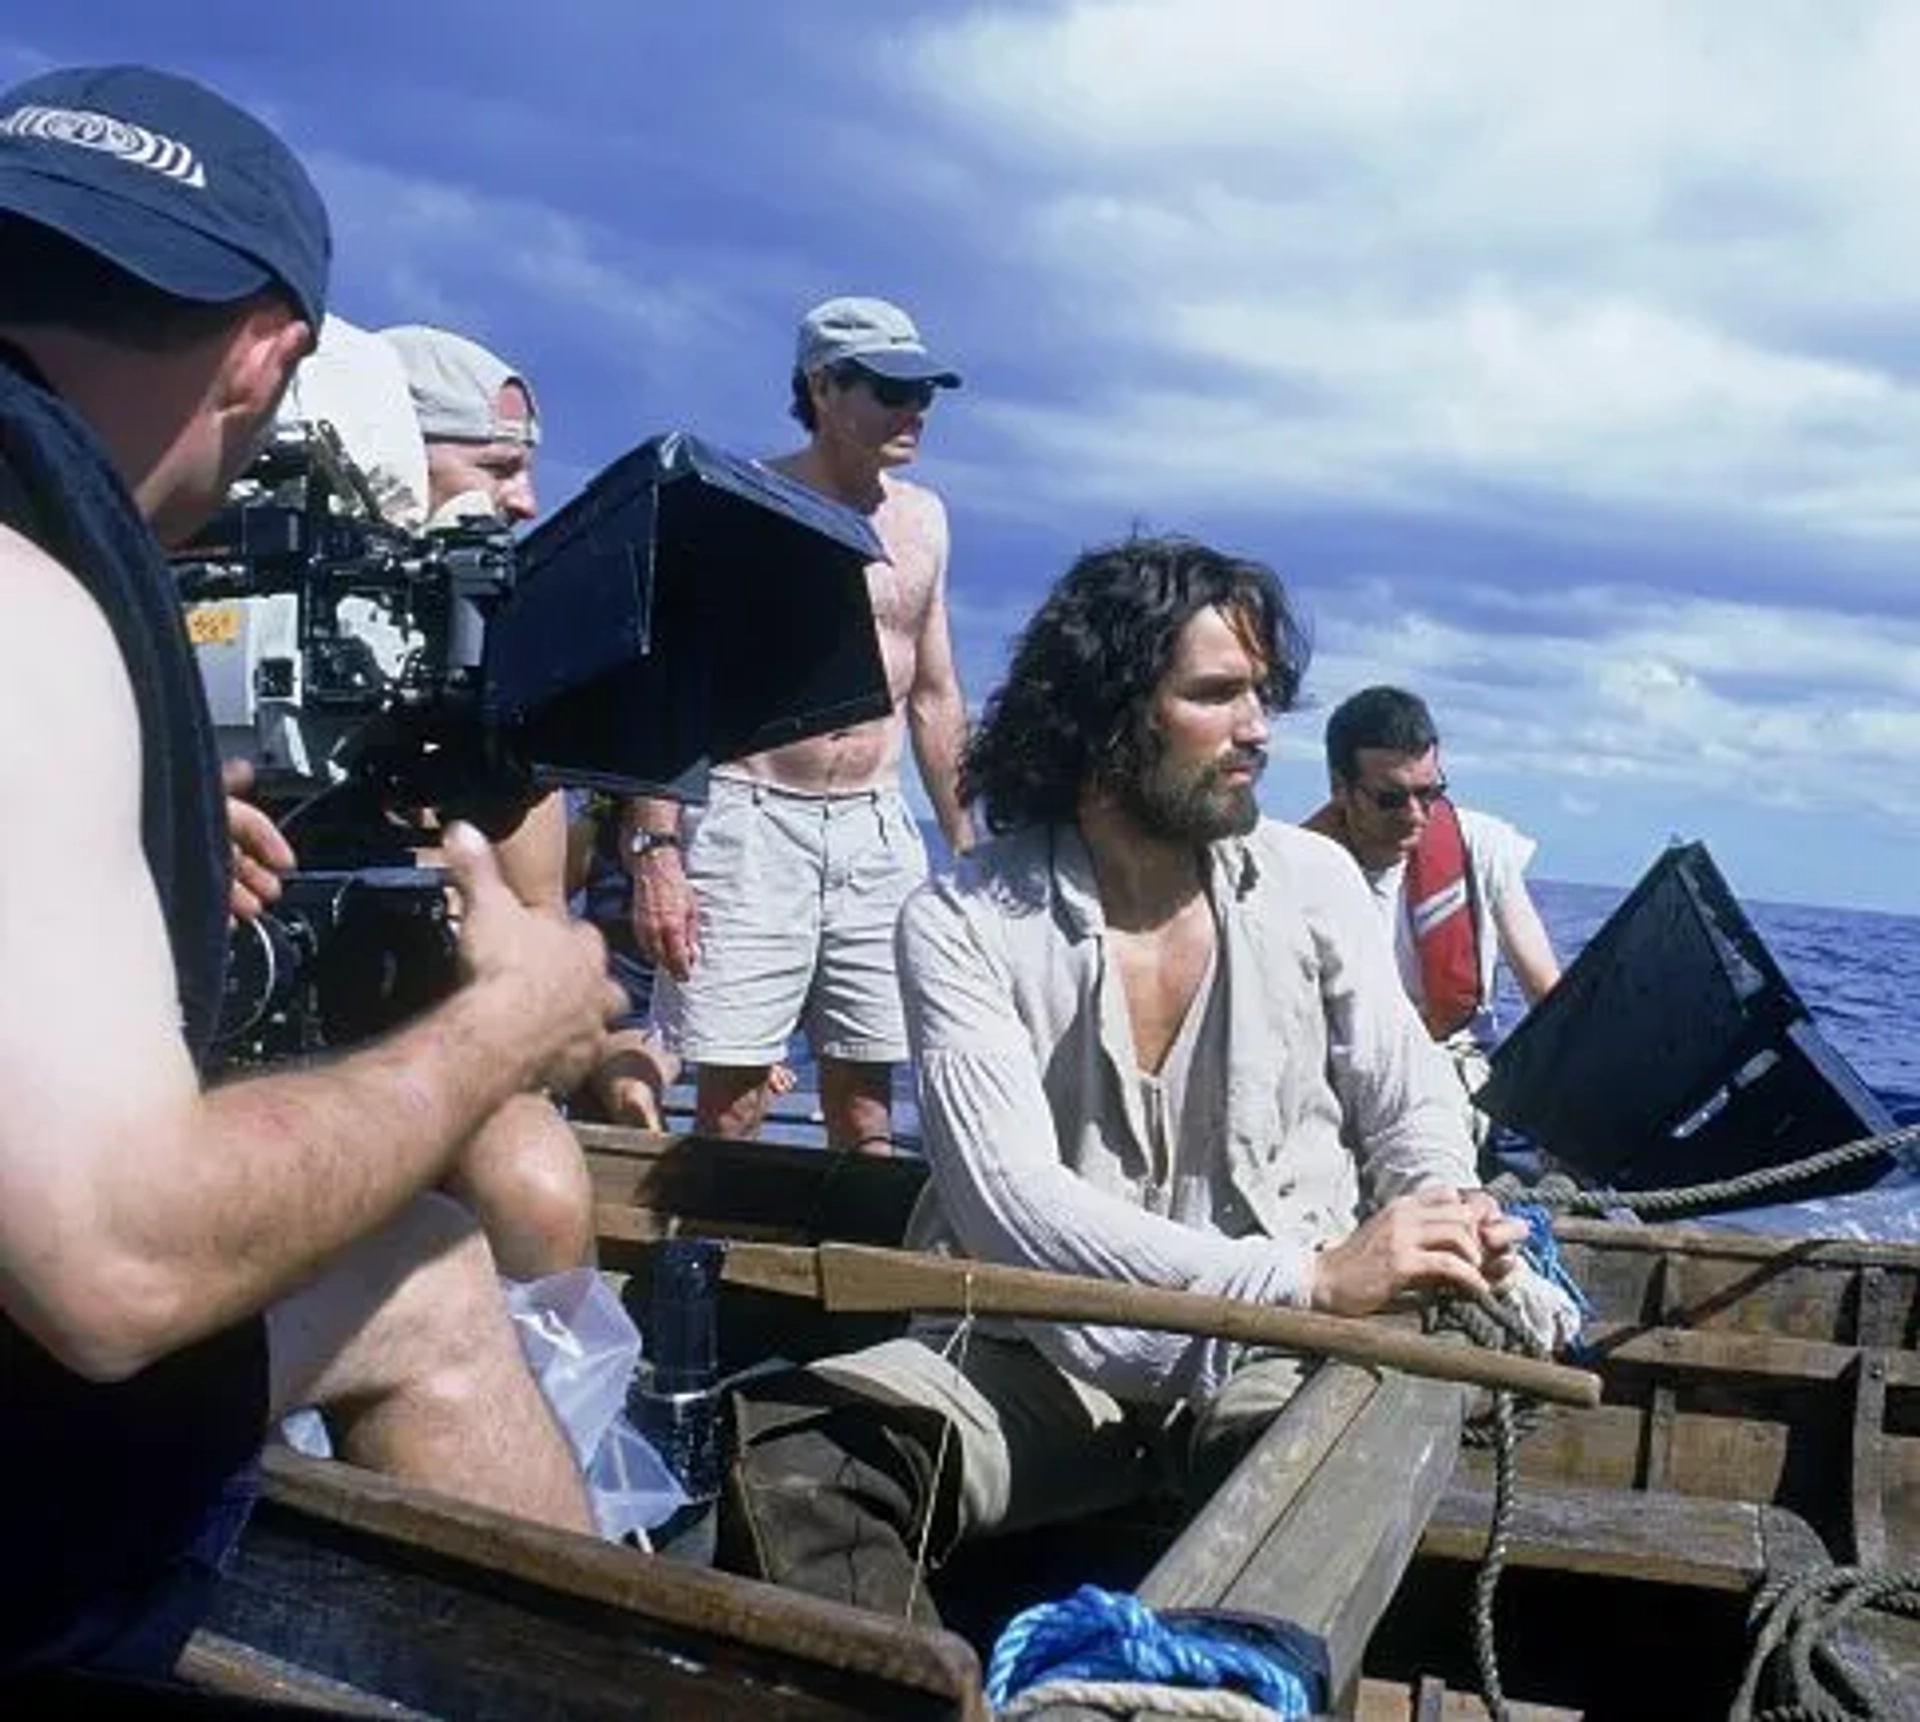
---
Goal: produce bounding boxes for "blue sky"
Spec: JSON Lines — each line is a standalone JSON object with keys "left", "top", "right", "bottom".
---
{"left": 9, "top": 2, "right": 1920, "bottom": 914}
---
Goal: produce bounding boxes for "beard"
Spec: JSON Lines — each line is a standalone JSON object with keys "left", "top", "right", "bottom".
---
{"left": 1119, "top": 737, "right": 1265, "bottom": 843}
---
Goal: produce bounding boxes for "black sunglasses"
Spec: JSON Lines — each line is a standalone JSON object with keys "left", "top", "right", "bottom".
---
{"left": 851, "top": 369, "right": 939, "bottom": 411}
{"left": 1353, "top": 776, "right": 1449, "bottom": 813}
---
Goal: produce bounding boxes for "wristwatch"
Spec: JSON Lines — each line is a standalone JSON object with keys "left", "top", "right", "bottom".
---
{"left": 625, "top": 829, "right": 684, "bottom": 863}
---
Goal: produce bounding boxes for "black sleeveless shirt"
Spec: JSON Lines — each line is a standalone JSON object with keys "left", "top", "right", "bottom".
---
{"left": 0, "top": 345, "right": 267, "bottom": 1671}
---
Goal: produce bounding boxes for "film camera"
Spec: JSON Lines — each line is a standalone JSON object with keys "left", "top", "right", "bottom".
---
{"left": 177, "top": 423, "right": 890, "bottom": 1063}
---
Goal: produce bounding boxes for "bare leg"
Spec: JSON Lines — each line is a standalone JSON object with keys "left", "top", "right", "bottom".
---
{"left": 589, "top": 1027, "right": 679, "bottom": 1130}
{"left": 819, "top": 1057, "right": 892, "bottom": 1155}
{"left": 695, "top": 1062, "right": 776, "bottom": 1138}
{"left": 441, "top": 1091, "right": 595, "bottom": 1279}
{"left": 268, "top": 1193, "right": 592, "bottom": 1534}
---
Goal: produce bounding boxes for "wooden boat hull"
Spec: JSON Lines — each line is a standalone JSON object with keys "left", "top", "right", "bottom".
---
{"left": 152, "top": 1126, "right": 1919, "bottom": 1719}
{"left": 584, "top": 1127, "right": 1920, "bottom": 1717}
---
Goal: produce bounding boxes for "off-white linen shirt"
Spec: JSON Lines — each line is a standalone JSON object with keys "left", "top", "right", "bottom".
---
{"left": 895, "top": 817, "right": 1476, "bottom": 1406}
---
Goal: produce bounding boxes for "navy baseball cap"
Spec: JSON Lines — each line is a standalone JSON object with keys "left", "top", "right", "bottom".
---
{"left": 0, "top": 65, "right": 330, "bottom": 328}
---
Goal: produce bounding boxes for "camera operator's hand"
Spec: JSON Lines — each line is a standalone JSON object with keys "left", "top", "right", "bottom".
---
{"left": 442, "top": 822, "right": 621, "bottom": 1094}
{"left": 629, "top": 845, "right": 701, "bottom": 983}
{"left": 222, "top": 758, "right": 295, "bottom": 922}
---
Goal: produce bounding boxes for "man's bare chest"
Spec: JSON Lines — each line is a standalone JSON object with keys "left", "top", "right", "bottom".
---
{"left": 1106, "top": 910, "right": 1217, "bottom": 1076}
{"left": 864, "top": 514, "right": 939, "bottom": 641}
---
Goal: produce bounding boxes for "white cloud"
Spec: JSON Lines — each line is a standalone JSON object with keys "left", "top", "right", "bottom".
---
{"left": 308, "top": 152, "right": 718, "bottom": 351}
{"left": 1303, "top": 581, "right": 1920, "bottom": 811}
{"left": 904, "top": 2, "right": 1920, "bottom": 536}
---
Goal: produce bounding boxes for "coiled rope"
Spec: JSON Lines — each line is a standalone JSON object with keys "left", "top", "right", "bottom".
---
{"left": 1729, "top": 1564, "right": 1920, "bottom": 1721}
{"left": 986, "top": 1585, "right": 1316, "bottom": 1720}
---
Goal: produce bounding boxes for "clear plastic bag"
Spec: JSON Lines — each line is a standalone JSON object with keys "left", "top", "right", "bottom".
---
{"left": 502, "top": 1269, "right": 688, "bottom": 1544}
{"left": 280, "top": 1269, "right": 688, "bottom": 1545}
{"left": 1695, "top": 1167, "right": 1920, "bottom": 1245}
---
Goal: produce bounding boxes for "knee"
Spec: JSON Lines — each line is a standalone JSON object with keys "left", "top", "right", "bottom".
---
{"left": 446, "top": 1096, "right": 595, "bottom": 1276}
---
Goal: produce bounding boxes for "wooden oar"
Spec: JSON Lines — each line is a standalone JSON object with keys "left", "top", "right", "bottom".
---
{"left": 719, "top": 1242, "right": 1602, "bottom": 1408}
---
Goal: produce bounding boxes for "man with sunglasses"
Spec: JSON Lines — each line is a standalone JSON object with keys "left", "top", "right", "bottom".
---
{"left": 626, "top": 296, "right": 974, "bottom": 1155}
{"left": 1306, "top": 686, "right": 1560, "bottom": 1144}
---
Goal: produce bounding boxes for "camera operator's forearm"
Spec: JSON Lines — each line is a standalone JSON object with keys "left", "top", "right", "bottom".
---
{"left": 96, "top": 981, "right": 548, "bottom": 1375}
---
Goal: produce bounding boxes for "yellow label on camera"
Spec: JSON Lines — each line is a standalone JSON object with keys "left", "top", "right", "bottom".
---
{"left": 186, "top": 603, "right": 241, "bottom": 646}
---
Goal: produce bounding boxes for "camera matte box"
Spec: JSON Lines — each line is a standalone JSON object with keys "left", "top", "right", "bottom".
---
{"left": 1477, "top": 842, "right": 1894, "bottom": 1194}
{"left": 484, "top": 433, "right": 892, "bottom": 803}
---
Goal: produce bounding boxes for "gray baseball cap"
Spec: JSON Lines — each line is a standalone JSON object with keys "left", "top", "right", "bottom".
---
{"left": 378, "top": 323, "right": 541, "bottom": 445}
{"left": 794, "top": 296, "right": 961, "bottom": 387}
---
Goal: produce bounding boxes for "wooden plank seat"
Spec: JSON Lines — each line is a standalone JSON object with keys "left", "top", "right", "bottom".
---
{"left": 1419, "top": 1468, "right": 1829, "bottom": 1593}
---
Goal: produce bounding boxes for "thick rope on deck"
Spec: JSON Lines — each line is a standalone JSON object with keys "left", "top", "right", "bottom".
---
{"left": 1730, "top": 1563, "right": 1920, "bottom": 1721}
{"left": 1488, "top": 1121, "right": 1920, "bottom": 1221}
{"left": 985, "top": 1586, "right": 1314, "bottom": 1720}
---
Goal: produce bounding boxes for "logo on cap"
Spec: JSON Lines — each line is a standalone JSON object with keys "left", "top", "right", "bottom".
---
{"left": 0, "top": 103, "right": 206, "bottom": 188}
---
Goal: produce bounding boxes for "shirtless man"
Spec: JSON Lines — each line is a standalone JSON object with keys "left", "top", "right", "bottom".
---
{"left": 627, "top": 297, "right": 974, "bottom": 1152}
{"left": 378, "top": 324, "right": 593, "bottom": 1277}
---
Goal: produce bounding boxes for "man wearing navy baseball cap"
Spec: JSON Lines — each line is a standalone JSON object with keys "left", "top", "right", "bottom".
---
{"left": 625, "top": 293, "right": 974, "bottom": 1158}
{"left": 0, "top": 66, "right": 612, "bottom": 1678}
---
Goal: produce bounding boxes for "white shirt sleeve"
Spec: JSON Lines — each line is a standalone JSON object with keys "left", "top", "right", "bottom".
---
{"left": 1461, "top": 808, "right": 1538, "bottom": 913}
{"left": 897, "top": 879, "right": 1316, "bottom": 1404}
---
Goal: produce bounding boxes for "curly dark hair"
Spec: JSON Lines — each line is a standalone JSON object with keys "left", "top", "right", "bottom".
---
{"left": 962, "top": 534, "right": 1311, "bottom": 834}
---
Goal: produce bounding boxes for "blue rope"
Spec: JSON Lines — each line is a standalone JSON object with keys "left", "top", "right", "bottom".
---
{"left": 985, "top": 1584, "right": 1314, "bottom": 1715}
{"left": 1506, "top": 1200, "right": 1592, "bottom": 1334}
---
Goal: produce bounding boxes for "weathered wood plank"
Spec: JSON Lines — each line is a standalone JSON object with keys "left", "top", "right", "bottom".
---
{"left": 1850, "top": 1351, "right": 1893, "bottom": 1567}
{"left": 1552, "top": 1216, "right": 1920, "bottom": 1269}
{"left": 1585, "top": 1321, "right": 1920, "bottom": 1387}
{"left": 1213, "top": 1373, "right": 1466, "bottom": 1701}
{"left": 1125, "top": 1364, "right": 1466, "bottom": 1715}
{"left": 179, "top": 1633, "right": 428, "bottom": 1715}
{"left": 209, "top": 1450, "right": 986, "bottom": 1722}
{"left": 1140, "top": 1364, "right": 1381, "bottom": 1611}
{"left": 1420, "top": 1474, "right": 1792, "bottom": 1592}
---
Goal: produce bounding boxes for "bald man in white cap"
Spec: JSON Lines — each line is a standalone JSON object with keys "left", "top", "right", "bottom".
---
{"left": 625, "top": 295, "right": 975, "bottom": 1156}
{"left": 373, "top": 324, "right": 590, "bottom": 1279}
{"left": 383, "top": 324, "right": 541, "bottom": 526}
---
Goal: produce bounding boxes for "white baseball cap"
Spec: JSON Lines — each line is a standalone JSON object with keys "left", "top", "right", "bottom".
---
{"left": 794, "top": 295, "right": 961, "bottom": 387}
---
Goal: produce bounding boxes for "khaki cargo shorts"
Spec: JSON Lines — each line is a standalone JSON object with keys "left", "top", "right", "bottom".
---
{"left": 654, "top": 774, "right": 927, "bottom": 1067}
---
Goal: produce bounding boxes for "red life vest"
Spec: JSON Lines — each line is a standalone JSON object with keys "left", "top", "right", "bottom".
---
{"left": 1404, "top": 796, "right": 1482, "bottom": 1039}
{"left": 1303, "top": 795, "right": 1482, "bottom": 1040}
